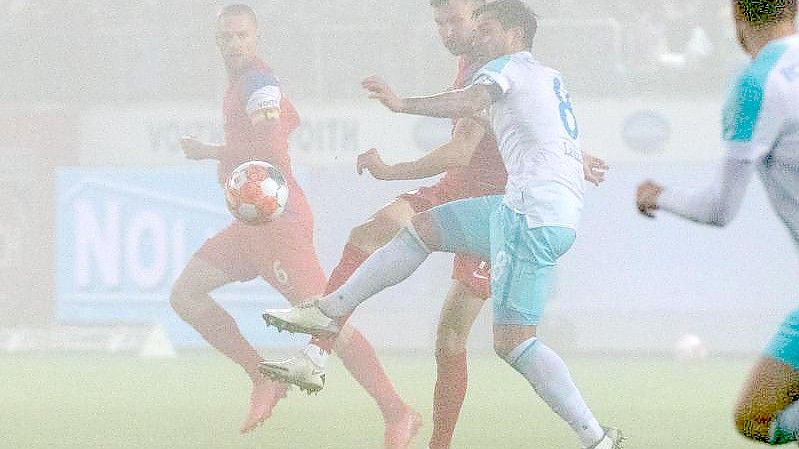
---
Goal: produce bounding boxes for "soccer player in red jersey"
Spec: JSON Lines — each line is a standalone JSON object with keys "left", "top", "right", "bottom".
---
{"left": 259, "top": 1, "right": 606, "bottom": 447}
{"left": 172, "top": 4, "right": 414, "bottom": 439}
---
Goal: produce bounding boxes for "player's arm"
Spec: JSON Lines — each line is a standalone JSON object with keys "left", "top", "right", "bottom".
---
{"left": 180, "top": 137, "right": 222, "bottom": 160}
{"left": 637, "top": 77, "right": 784, "bottom": 224}
{"left": 243, "top": 71, "right": 283, "bottom": 157}
{"left": 357, "top": 117, "right": 486, "bottom": 181}
{"left": 363, "top": 75, "right": 493, "bottom": 119}
{"left": 637, "top": 157, "right": 755, "bottom": 225}
{"left": 582, "top": 152, "right": 608, "bottom": 186}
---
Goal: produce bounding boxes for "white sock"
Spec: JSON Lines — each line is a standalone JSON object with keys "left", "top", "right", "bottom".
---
{"left": 770, "top": 400, "right": 799, "bottom": 443}
{"left": 318, "top": 228, "right": 430, "bottom": 318}
{"left": 304, "top": 343, "right": 329, "bottom": 368}
{"left": 504, "top": 337, "right": 605, "bottom": 448}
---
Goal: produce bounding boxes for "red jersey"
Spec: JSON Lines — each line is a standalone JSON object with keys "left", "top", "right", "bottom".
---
{"left": 220, "top": 58, "right": 299, "bottom": 186}
{"left": 435, "top": 56, "right": 507, "bottom": 200}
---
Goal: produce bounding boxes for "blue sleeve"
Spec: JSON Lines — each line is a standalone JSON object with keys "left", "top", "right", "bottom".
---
{"left": 723, "top": 43, "right": 788, "bottom": 143}
{"left": 472, "top": 56, "right": 513, "bottom": 99}
{"left": 240, "top": 70, "right": 280, "bottom": 99}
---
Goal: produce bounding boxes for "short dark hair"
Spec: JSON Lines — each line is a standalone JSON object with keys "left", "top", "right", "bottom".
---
{"left": 430, "top": 0, "right": 486, "bottom": 8}
{"left": 735, "top": 0, "right": 796, "bottom": 26}
{"left": 474, "top": 0, "right": 538, "bottom": 49}
{"left": 218, "top": 3, "right": 258, "bottom": 27}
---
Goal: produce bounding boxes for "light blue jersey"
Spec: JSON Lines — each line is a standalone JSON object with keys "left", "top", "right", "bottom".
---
{"left": 716, "top": 34, "right": 799, "bottom": 369}
{"left": 472, "top": 51, "right": 585, "bottom": 230}
{"left": 649, "top": 34, "right": 799, "bottom": 367}
{"left": 723, "top": 34, "right": 799, "bottom": 243}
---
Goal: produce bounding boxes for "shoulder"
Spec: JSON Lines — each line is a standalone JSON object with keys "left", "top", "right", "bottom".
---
{"left": 734, "top": 40, "right": 792, "bottom": 96}
{"left": 479, "top": 55, "right": 514, "bottom": 75}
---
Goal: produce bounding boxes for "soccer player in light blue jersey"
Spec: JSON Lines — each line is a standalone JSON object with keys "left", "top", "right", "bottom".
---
{"left": 263, "top": 1, "right": 623, "bottom": 447}
{"left": 636, "top": 0, "right": 799, "bottom": 444}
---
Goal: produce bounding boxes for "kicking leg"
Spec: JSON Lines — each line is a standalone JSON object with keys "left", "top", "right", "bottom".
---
{"left": 262, "top": 196, "right": 499, "bottom": 333}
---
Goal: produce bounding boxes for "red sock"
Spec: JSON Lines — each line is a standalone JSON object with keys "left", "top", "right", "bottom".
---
{"left": 336, "top": 329, "right": 406, "bottom": 422}
{"left": 312, "top": 244, "right": 371, "bottom": 352}
{"left": 176, "top": 298, "right": 262, "bottom": 382}
{"left": 325, "top": 243, "right": 370, "bottom": 295}
{"left": 429, "top": 350, "right": 468, "bottom": 449}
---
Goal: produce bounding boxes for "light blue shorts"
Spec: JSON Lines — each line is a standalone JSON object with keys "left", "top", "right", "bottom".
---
{"left": 765, "top": 308, "right": 799, "bottom": 369}
{"left": 427, "top": 195, "right": 576, "bottom": 325}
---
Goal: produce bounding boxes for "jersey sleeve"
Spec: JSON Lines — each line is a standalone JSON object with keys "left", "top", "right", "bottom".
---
{"left": 722, "top": 47, "right": 788, "bottom": 162}
{"left": 471, "top": 56, "right": 513, "bottom": 101}
{"left": 658, "top": 156, "right": 756, "bottom": 226}
{"left": 241, "top": 70, "right": 283, "bottom": 119}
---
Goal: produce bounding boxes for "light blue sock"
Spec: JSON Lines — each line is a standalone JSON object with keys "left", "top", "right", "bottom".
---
{"left": 770, "top": 400, "right": 799, "bottom": 444}
{"left": 504, "top": 336, "right": 605, "bottom": 448}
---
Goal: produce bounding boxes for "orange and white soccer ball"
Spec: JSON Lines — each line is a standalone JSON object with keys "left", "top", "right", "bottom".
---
{"left": 224, "top": 161, "right": 288, "bottom": 225}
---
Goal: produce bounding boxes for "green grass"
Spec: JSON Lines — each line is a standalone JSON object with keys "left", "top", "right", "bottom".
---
{"left": 0, "top": 352, "right": 766, "bottom": 448}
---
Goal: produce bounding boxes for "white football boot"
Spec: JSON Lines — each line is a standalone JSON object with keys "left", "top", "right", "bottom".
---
{"left": 587, "top": 427, "right": 625, "bottom": 449}
{"left": 259, "top": 351, "right": 325, "bottom": 395}
{"left": 262, "top": 302, "right": 340, "bottom": 336}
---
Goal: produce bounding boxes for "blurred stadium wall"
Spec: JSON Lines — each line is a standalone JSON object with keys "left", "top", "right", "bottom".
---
{"left": 2, "top": 0, "right": 793, "bottom": 355}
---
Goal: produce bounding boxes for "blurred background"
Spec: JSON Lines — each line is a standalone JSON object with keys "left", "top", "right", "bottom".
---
{"left": 1, "top": 1, "right": 797, "bottom": 447}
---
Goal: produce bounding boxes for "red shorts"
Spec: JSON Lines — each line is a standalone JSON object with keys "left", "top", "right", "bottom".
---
{"left": 195, "top": 200, "right": 326, "bottom": 304}
{"left": 399, "top": 185, "right": 492, "bottom": 300}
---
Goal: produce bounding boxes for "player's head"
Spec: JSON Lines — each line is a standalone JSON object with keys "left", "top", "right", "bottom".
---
{"left": 216, "top": 4, "right": 260, "bottom": 73}
{"left": 430, "top": 0, "right": 486, "bottom": 56}
{"left": 473, "top": 0, "right": 537, "bottom": 60}
{"left": 732, "top": 0, "right": 797, "bottom": 54}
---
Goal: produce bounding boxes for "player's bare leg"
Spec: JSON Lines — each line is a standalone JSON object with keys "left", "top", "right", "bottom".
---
{"left": 171, "top": 256, "right": 287, "bottom": 433}
{"left": 429, "top": 281, "right": 484, "bottom": 449}
{"left": 261, "top": 198, "right": 420, "bottom": 446}
{"left": 494, "top": 324, "right": 623, "bottom": 448}
{"left": 325, "top": 198, "right": 416, "bottom": 295}
{"left": 734, "top": 357, "right": 799, "bottom": 443}
{"left": 327, "top": 198, "right": 423, "bottom": 448}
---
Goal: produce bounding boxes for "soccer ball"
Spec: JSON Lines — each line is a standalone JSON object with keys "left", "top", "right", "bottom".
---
{"left": 224, "top": 161, "right": 288, "bottom": 225}
{"left": 674, "top": 333, "right": 708, "bottom": 363}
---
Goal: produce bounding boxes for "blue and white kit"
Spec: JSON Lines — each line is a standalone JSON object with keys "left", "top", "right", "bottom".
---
{"left": 657, "top": 35, "right": 799, "bottom": 367}
{"left": 428, "top": 51, "right": 585, "bottom": 325}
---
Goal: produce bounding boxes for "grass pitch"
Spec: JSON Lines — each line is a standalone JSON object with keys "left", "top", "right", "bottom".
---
{"left": 1, "top": 352, "right": 765, "bottom": 448}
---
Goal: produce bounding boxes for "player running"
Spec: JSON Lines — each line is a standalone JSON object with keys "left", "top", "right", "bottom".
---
{"left": 171, "top": 4, "right": 415, "bottom": 439}
{"left": 262, "top": 1, "right": 623, "bottom": 448}
{"left": 636, "top": 0, "right": 799, "bottom": 445}
{"left": 258, "top": 0, "right": 606, "bottom": 447}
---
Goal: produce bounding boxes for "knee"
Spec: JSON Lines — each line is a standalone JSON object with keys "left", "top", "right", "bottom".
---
{"left": 493, "top": 340, "right": 512, "bottom": 362}
{"left": 409, "top": 213, "right": 439, "bottom": 250}
{"left": 170, "top": 278, "right": 195, "bottom": 318}
{"left": 348, "top": 214, "right": 398, "bottom": 251}
{"left": 435, "top": 327, "right": 468, "bottom": 358}
{"left": 348, "top": 222, "right": 373, "bottom": 245}
{"left": 733, "top": 402, "right": 772, "bottom": 442}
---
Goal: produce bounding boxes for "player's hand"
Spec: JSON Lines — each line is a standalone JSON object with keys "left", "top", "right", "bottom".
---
{"left": 180, "top": 136, "right": 208, "bottom": 160}
{"left": 356, "top": 148, "right": 391, "bottom": 180}
{"left": 362, "top": 75, "right": 404, "bottom": 112}
{"left": 636, "top": 180, "right": 663, "bottom": 218}
{"left": 582, "top": 153, "right": 608, "bottom": 186}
